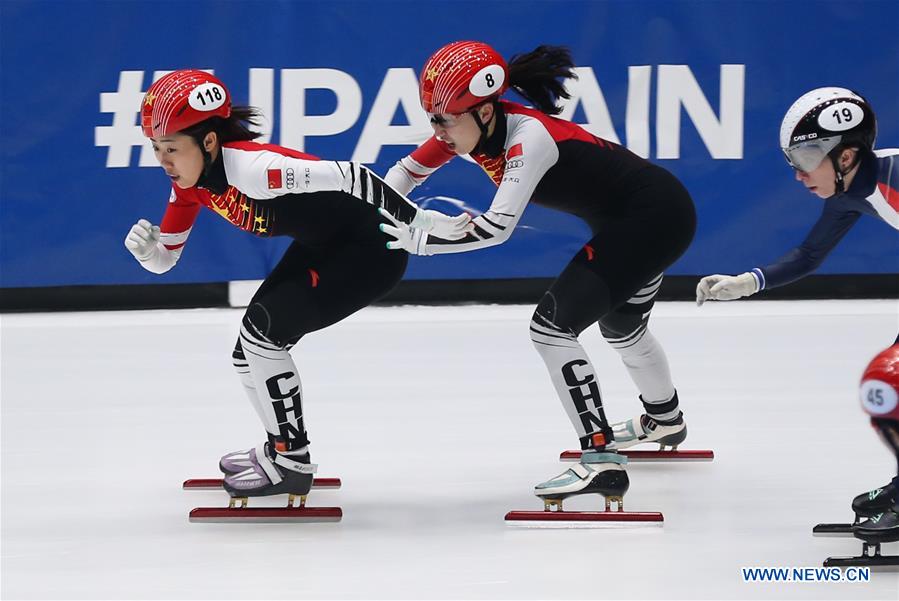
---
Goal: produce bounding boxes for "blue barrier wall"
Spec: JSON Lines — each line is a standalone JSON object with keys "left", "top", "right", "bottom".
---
{"left": 1, "top": 0, "right": 897, "bottom": 288}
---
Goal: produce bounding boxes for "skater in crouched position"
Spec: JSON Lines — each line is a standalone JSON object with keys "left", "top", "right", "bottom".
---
{"left": 380, "top": 42, "right": 696, "bottom": 510}
{"left": 697, "top": 88, "right": 896, "bottom": 309}
{"left": 124, "top": 70, "right": 470, "bottom": 503}
{"left": 855, "top": 346, "right": 899, "bottom": 537}
{"left": 824, "top": 345, "right": 899, "bottom": 566}
{"left": 696, "top": 87, "right": 899, "bottom": 509}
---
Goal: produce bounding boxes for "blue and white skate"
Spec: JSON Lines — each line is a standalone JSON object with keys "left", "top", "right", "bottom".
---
{"left": 534, "top": 451, "right": 630, "bottom": 512}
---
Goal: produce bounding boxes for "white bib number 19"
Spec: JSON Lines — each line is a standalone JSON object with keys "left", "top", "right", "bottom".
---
{"left": 818, "top": 101, "right": 864, "bottom": 132}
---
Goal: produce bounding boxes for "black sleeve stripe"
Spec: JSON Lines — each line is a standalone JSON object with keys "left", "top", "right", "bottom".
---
{"left": 360, "top": 167, "right": 368, "bottom": 202}
{"left": 362, "top": 168, "right": 418, "bottom": 224}
{"left": 428, "top": 233, "right": 479, "bottom": 245}
{"left": 481, "top": 215, "right": 506, "bottom": 231}
{"left": 472, "top": 224, "right": 494, "bottom": 239}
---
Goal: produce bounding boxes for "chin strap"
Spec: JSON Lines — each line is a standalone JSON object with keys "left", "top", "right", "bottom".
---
{"left": 470, "top": 104, "right": 493, "bottom": 155}
{"left": 200, "top": 146, "right": 216, "bottom": 180}
{"left": 832, "top": 155, "right": 846, "bottom": 194}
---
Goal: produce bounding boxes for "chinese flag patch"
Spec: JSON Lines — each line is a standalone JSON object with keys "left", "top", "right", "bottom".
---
{"left": 506, "top": 143, "right": 523, "bottom": 159}
{"left": 267, "top": 169, "right": 283, "bottom": 189}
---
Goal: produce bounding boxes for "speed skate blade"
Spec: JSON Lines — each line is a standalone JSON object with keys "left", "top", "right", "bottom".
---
{"left": 504, "top": 510, "right": 663, "bottom": 529}
{"left": 183, "top": 477, "right": 342, "bottom": 490}
{"left": 189, "top": 506, "right": 342, "bottom": 523}
{"left": 824, "top": 555, "right": 899, "bottom": 569}
{"left": 813, "top": 523, "right": 854, "bottom": 537}
{"left": 560, "top": 449, "right": 714, "bottom": 462}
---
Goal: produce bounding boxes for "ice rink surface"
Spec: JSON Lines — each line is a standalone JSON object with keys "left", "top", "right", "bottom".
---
{"left": 2, "top": 299, "right": 898, "bottom": 600}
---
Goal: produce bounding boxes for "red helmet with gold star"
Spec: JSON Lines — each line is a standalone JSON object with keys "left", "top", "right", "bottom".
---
{"left": 141, "top": 70, "right": 231, "bottom": 138}
{"left": 860, "top": 345, "right": 899, "bottom": 421}
{"left": 419, "top": 41, "right": 509, "bottom": 114}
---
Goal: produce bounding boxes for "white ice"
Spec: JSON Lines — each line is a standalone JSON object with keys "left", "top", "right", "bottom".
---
{"left": 2, "top": 300, "right": 898, "bottom": 599}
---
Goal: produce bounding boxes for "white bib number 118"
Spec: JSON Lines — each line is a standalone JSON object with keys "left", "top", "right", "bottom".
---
{"left": 189, "top": 83, "right": 227, "bottom": 112}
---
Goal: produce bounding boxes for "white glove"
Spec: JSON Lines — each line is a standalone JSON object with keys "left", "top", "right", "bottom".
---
{"left": 124, "top": 219, "right": 161, "bottom": 261}
{"left": 696, "top": 272, "right": 759, "bottom": 306}
{"left": 410, "top": 209, "right": 473, "bottom": 240}
{"left": 378, "top": 209, "right": 429, "bottom": 255}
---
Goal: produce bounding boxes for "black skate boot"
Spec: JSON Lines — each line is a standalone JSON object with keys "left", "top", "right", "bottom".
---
{"left": 852, "top": 482, "right": 897, "bottom": 519}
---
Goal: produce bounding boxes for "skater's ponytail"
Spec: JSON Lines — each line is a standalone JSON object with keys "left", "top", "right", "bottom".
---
{"left": 181, "top": 106, "right": 264, "bottom": 146}
{"left": 508, "top": 45, "right": 577, "bottom": 116}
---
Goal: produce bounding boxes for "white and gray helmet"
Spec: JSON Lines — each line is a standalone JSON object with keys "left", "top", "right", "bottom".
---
{"left": 780, "top": 87, "right": 876, "bottom": 174}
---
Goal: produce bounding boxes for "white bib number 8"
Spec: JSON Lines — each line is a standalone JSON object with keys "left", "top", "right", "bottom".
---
{"left": 469, "top": 64, "right": 506, "bottom": 98}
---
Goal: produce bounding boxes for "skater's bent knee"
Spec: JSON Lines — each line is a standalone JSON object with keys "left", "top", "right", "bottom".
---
{"left": 242, "top": 302, "right": 286, "bottom": 348}
{"left": 531, "top": 293, "right": 580, "bottom": 347}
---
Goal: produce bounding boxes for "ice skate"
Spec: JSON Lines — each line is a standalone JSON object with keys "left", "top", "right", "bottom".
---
{"left": 222, "top": 443, "right": 316, "bottom": 502}
{"left": 505, "top": 451, "right": 664, "bottom": 527}
{"left": 611, "top": 412, "right": 687, "bottom": 451}
{"left": 814, "top": 482, "right": 899, "bottom": 536}
{"left": 189, "top": 444, "right": 341, "bottom": 523}
{"left": 852, "top": 482, "right": 897, "bottom": 518}
{"left": 824, "top": 503, "right": 899, "bottom": 569}
{"left": 560, "top": 411, "right": 711, "bottom": 462}
{"left": 534, "top": 451, "right": 630, "bottom": 511}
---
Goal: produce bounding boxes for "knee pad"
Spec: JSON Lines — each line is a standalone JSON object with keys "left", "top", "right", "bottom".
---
{"left": 599, "top": 307, "right": 649, "bottom": 349}
{"left": 531, "top": 292, "right": 578, "bottom": 344}
{"left": 243, "top": 301, "right": 306, "bottom": 350}
{"left": 243, "top": 302, "right": 278, "bottom": 346}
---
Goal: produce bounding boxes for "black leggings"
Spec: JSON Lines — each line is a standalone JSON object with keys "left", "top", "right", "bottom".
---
{"left": 538, "top": 169, "right": 697, "bottom": 334}
{"left": 245, "top": 236, "right": 408, "bottom": 348}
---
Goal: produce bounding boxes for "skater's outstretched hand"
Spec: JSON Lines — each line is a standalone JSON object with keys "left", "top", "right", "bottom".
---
{"left": 696, "top": 272, "right": 759, "bottom": 306}
{"left": 410, "top": 209, "right": 473, "bottom": 241}
{"left": 378, "top": 209, "right": 429, "bottom": 255}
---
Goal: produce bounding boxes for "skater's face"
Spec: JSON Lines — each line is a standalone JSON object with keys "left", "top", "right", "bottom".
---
{"left": 792, "top": 147, "right": 858, "bottom": 199}
{"left": 151, "top": 132, "right": 218, "bottom": 189}
{"left": 429, "top": 103, "right": 495, "bottom": 155}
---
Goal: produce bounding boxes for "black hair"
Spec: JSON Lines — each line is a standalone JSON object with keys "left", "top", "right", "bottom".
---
{"left": 180, "top": 106, "right": 264, "bottom": 147}
{"left": 507, "top": 45, "right": 577, "bottom": 115}
{"left": 178, "top": 106, "right": 264, "bottom": 175}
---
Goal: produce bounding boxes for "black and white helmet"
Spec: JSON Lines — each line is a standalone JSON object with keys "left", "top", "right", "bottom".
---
{"left": 780, "top": 87, "right": 876, "bottom": 174}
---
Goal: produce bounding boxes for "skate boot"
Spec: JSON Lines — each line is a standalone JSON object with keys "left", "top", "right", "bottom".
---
{"left": 854, "top": 504, "right": 899, "bottom": 542}
{"left": 852, "top": 482, "right": 898, "bottom": 519}
{"left": 611, "top": 412, "right": 686, "bottom": 450}
{"left": 534, "top": 451, "right": 629, "bottom": 511}
{"left": 219, "top": 444, "right": 265, "bottom": 475}
{"left": 219, "top": 434, "right": 278, "bottom": 475}
{"left": 222, "top": 442, "right": 317, "bottom": 506}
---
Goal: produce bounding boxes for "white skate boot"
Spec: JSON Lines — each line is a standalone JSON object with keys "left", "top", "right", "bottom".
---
{"left": 611, "top": 412, "right": 686, "bottom": 450}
